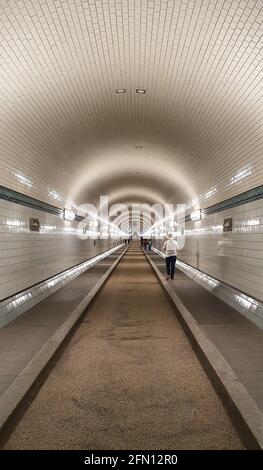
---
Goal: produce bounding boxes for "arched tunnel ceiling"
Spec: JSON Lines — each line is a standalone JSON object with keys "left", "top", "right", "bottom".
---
{"left": 0, "top": 0, "right": 262, "bottom": 211}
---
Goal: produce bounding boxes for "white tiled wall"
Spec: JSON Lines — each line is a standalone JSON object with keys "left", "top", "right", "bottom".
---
{"left": 155, "top": 198, "right": 263, "bottom": 302}
{"left": 0, "top": 199, "right": 120, "bottom": 301}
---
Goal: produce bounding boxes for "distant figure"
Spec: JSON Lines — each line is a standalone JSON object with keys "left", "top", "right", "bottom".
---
{"left": 163, "top": 234, "right": 178, "bottom": 280}
{"left": 143, "top": 239, "right": 148, "bottom": 250}
{"left": 124, "top": 239, "right": 127, "bottom": 245}
{"left": 140, "top": 237, "right": 144, "bottom": 247}
{"left": 148, "top": 239, "right": 152, "bottom": 251}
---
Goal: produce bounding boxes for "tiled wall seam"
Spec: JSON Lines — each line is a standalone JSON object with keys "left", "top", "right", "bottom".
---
{"left": 0, "top": 0, "right": 262, "bottom": 210}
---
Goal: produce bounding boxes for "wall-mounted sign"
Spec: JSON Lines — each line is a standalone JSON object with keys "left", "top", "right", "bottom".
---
{"left": 30, "top": 217, "right": 40, "bottom": 232}
{"left": 223, "top": 217, "right": 232, "bottom": 232}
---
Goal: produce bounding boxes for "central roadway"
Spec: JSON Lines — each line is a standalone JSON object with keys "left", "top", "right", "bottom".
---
{"left": 4, "top": 243, "right": 244, "bottom": 449}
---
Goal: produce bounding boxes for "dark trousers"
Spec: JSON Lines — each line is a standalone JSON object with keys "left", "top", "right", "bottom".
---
{"left": 166, "top": 256, "right": 177, "bottom": 278}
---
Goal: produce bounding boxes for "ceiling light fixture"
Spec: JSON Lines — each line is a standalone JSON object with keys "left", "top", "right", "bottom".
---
{"left": 190, "top": 209, "right": 201, "bottom": 221}
{"left": 63, "top": 209, "right": 75, "bottom": 221}
{"left": 136, "top": 89, "right": 146, "bottom": 94}
{"left": 116, "top": 89, "right": 126, "bottom": 93}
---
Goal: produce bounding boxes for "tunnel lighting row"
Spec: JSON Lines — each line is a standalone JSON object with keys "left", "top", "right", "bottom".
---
{"left": 142, "top": 208, "right": 202, "bottom": 237}
{"left": 116, "top": 88, "right": 146, "bottom": 94}
{"left": 63, "top": 208, "right": 129, "bottom": 238}
{"left": 65, "top": 207, "right": 201, "bottom": 236}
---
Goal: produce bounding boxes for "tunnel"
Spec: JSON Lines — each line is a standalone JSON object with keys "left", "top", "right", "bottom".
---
{"left": 0, "top": 0, "right": 263, "bottom": 456}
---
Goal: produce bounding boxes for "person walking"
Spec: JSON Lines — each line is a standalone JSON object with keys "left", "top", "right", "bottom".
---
{"left": 163, "top": 234, "right": 178, "bottom": 280}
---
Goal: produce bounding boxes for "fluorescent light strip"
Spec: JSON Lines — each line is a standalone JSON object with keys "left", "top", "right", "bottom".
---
{"left": 230, "top": 166, "right": 253, "bottom": 185}
{"left": 49, "top": 189, "right": 62, "bottom": 201}
{"left": 12, "top": 171, "right": 33, "bottom": 188}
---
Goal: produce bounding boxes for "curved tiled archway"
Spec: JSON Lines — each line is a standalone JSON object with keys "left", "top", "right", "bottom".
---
{"left": 0, "top": 0, "right": 262, "bottom": 210}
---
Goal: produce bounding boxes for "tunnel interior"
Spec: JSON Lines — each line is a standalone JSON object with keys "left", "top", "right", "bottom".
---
{"left": 0, "top": 0, "right": 263, "bottom": 452}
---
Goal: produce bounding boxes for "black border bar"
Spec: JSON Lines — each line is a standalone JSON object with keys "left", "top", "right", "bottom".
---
{"left": 1, "top": 450, "right": 262, "bottom": 467}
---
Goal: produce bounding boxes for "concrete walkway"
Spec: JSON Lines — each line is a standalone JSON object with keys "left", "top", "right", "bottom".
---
{"left": 3, "top": 244, "right": 244, "bottom": 449}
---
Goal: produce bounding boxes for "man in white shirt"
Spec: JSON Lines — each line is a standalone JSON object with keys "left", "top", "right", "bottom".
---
{"left": 162, "top": 234, "right": 178, "bottom": 280}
